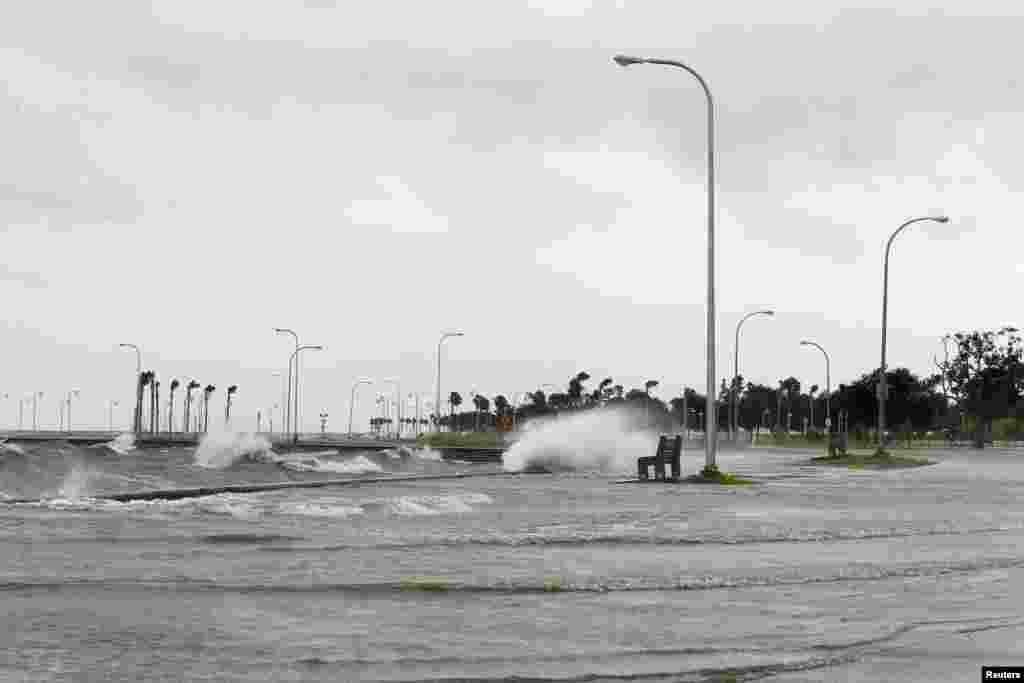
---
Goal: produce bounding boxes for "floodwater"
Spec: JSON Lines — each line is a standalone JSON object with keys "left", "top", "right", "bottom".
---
{"left": 1, "top": 434, "right": 1022, "bottom": 682}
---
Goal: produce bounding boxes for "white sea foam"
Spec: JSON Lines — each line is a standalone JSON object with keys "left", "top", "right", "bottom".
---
{"left": 502, "top": 409, "right": 658, "bottom": 473}
{"left": 193, "top": 429, "right": 274, "bottom": 469}
{"left": 0, "top": 440, "right": 26, "bottom": 456}
{"left": 101, "top": 433, "right": 136, "bottom": 455}
{"left": 414, "top": 447, "right": 443, "bottom": 461}
{"left": 278, "top": 454, "right": 383, "bottom": 475}
{"left": 278, "top": 501, "right": 366, "bottom": 518}
{"left": 385, "top": 492, "right": 493, "bottom": 516}
{"left": 194, "top": 494, "right": 260, "bottom": 520}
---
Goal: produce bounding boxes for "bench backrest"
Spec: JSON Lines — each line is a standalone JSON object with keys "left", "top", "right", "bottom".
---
{"left": 657, "top": 435, "right": 682, "bottom": 460}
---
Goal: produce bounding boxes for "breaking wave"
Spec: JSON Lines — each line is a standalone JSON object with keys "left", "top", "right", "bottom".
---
{"left": 193, "top": 430, "right": 274, "bottom": 468}
{"left": 277, "top": 454, "right": 383, "bottom": 475}
{"left": 502, "top": 409, "right": 658, "bottom": 473}
{"left": 92, "top": 433, "right": 135, "bottom": 456}
{"left": 0, "top": 440, "right": 27, "bottom": 457}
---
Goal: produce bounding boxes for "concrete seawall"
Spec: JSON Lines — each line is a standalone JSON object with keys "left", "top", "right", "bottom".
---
{"left": 0, "top": 430, "right": 506, "bottom": 462}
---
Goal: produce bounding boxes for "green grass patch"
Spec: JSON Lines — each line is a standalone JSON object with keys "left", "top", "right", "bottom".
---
{"left": 543, "top": 577, "right": 562, "bottom": 592}
{"left": 415, "top": 432, "right": 504, "bottom": 449}
{"left": 682, "top": 465, "right": 755, "bottom": 486}
{"left": 810, "top": 452, "right": 931, "bottom": 469}
{"left": 399, "top": 577, "right": 449, "bottom": 592}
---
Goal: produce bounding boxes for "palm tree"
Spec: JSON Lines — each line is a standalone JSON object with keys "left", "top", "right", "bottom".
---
{"left": 472, "top": 394, "right": 490, "bottom": 431}
{"left": 134, "top": 371, "right": 146, "bottom": 433}
{"left": 139, "top": 371, "right": 154, "bottom": 433}
{"left": 808, "top": 384, "right": 819, "bottom": 432}
{"left": 153, "top": 380, "right": 160, "bottom": 433}
{"left": 225, "top": 385, "right": 238, "bottom": 425}
{"left": 202, "top": 385, "right": 216, "bottom": 432}
{"left": 185, "top": 380, "right": 200, "bottom": 432}
{"left": 168, "top": 379, "right": 180, "bottom": 433}
{"left": 493, "top": 395, "right": 509, "bottom": 429}
{"left": 449, "top": 391, "right": 462, "bottom": 432}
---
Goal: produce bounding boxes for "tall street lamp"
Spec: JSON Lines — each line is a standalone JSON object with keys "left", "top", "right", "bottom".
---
{"left": 800, "top": 340, "right": 831, "bottom": 434}
{"left": 274, "top": 328, "right": 300, "bottom": 436}
{"left": 732, "top": 310, "right": 774, "bottom": 441}
{"left": 613, "top": 54, "right": 719, "bottom": 471}
{"left": 380, "top": 379, "right": 400, "bottom": 439}
{"left": 271, "top": 371, "right": 286, "bottom": 435}
{"left": 289, "top": 344, "right": 322, "bottom": 443}
{"left": 108, "top": 399, "right": 119, "bottom": 432}
{"left": 118, "top": 343, "right": 141, "bottom": 432}
{"left": 66, "top": 389, "right": 80, "bottom": 432}
{"left": 877, "top": 215, "right": 949, "bottom": 454}
{"left": 32, "top": 391, "right": 43, "bottom": 430}
{"left": 435, "top": 332, "right": 464, "bottom": 433}
{"left": 348, "top": 378, "right": 373, "bottom": 437}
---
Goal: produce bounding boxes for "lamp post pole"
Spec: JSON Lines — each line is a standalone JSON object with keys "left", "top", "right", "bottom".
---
{"left": 732, "top": 310, "right": 774, "bottom": 442}
{"left": 435, "top": 332, "right": 464, "bottom": 433}
{"left": 118, "top": 343, "right": 141, "bottom": 433}
{"left": 877, "top": 216, "right": 949, "bottom": 454}
{"left": 274, "top": 328, "right": 299, "bottom": 435}
{"left": 108, "top": 399, "right": 119, "bottom": 431}
{"left": 348, "top": 379, "right": 373, "bottom": 437}
{"left": 32, "top": 391, "right": 43, "bottom": 430}
{"left": 800, "top": 340, "right": 831, "bottom": 435}
{"left": 66, "top": 390, "right": 79, "bottom": 432}
{"left": 614, "top": 54, "right": 718, "bottom": 471}
{"left": 288, "top": 344, "right": 322, "bottom": 443}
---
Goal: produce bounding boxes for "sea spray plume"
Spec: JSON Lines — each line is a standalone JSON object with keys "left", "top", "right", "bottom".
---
{"left": 193, "top": 429, "right": 273, "bottom": 469}
{"left": 57, "top": 464, "right": 93, "bottom": 499}
{"left": 502, "top": 408, "right": 659, "bottom": 473}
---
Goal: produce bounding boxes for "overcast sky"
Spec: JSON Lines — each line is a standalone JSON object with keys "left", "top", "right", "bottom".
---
{"left": 2, "top": 1, "right": 1021, "bottom": 432}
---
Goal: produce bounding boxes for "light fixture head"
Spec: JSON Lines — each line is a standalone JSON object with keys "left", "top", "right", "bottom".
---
{"left": 934, "top": 216, "right": 950, "bottom": 223}
{"left": 613, "top": 54, "right": 645, "bottom": 67}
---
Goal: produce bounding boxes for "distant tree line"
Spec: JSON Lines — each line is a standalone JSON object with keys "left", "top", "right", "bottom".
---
{"left": 437, "top": 327, "right": 1023, "bottom": 448}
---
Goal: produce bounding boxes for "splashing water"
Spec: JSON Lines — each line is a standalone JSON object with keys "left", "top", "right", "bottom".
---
{"left": 502, "top": 409, "right": 659, "bottom": 473}
{"left": 277, "top": 454, "right": 383, "bottom": 475}
{"left": 0, "top": 440, "right": 27, "bottom": 456}
{"left": 102, "top": 433, "right": 136, "bottom": 455}
{"left": 57, "top": 464, "right": 93, "bottom": 499}
{"left": 193, "top": 429, "right": 274, "bottom": 469}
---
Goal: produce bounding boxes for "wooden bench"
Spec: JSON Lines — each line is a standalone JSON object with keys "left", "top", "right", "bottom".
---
{"left": 637, "top": 435, "right": 682, "bottom": 481}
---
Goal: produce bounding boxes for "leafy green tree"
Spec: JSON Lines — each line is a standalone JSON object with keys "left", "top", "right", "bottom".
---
{"left": 942, "top": 327, "right": 1023, "bottom": 447}
{"left": 493, "top": 395, "right": 509, "bottom": 416}
{"left": 568, "top": 372, "right": 591, "bottom": 408}
{"left": 739, "top": 383, "right": 776, "bottom": 433}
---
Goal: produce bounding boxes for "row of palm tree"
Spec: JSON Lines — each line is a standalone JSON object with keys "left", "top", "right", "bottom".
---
{"left": 132, "top": 372, "right": 234, "bottom": 434}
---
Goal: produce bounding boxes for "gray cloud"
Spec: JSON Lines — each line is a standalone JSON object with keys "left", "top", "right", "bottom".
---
{"left": 0, "top": 262, "right": 48, "bottom": 288}
{"left": 122, "top": 55, "right": 202, "bottom": 89}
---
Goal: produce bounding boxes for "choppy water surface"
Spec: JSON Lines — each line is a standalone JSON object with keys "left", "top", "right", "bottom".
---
{"left": 1, "top": 435, "right": 1022, "bottom": 682}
